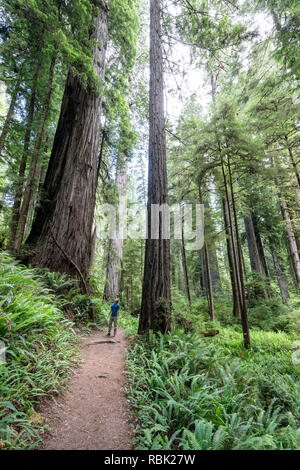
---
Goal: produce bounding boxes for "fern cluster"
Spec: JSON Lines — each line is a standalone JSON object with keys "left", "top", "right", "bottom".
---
{"left": 0, "top": 253, "right": 80, "bottom": 449}
{"left": 125, "top": 326, "right": 300, "bottom": 450}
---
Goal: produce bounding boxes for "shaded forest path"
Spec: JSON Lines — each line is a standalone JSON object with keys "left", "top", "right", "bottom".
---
{"left": 40, "top": 328, "right": 133, "bottom": 450}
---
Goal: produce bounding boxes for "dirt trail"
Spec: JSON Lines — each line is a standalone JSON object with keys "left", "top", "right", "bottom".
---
{"left": 40, "top": 328, "right": 133, "bottom": 450}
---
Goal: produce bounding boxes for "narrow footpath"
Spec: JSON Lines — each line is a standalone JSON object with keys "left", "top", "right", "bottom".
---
{"left": 40, "top": 328, "right": 133, "bottom": 450}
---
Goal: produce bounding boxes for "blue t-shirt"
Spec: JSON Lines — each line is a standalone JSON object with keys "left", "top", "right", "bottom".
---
{"left": 111, "top": 303, "right": 120, "bottom": 317}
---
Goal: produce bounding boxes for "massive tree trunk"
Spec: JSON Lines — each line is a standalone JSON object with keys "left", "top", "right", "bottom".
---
{"left": 15, "top": 53, "right": 57, "bottom": 250}
{"left": 26, "top": 3, "right": 109, "bottom": 281}
{"left": 103, "top": 151, "right": 128, "bottom": 301}
{"left": 138, "top": 0, "right": 171, "bottom": 334}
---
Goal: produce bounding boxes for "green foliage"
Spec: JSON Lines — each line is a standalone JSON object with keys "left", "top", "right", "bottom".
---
{"left": 125, "top": 328, "right": 300, "bottom": 450}
{"left": 118, "top": 310, "right": 139, "bottom": 336}
{"left": 0, "top": 253, "right": 79, "bottom": 449}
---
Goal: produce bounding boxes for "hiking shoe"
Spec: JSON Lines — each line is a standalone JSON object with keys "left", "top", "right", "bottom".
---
{"left": 106, "top": 333, "right": 111, "bottom": 336}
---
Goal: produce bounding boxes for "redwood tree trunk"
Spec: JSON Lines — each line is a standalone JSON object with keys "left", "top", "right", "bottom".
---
{"left": 138, "top": 0, "right": 171, "bottom": 334}
{"left": 26, "top": 4, "right": 109, "bottom": 281}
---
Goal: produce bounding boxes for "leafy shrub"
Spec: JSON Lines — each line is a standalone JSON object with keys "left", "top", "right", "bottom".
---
{"left": 0, "top": 253, "right": 79, "bottom": 449}
{"left": 124, "top": 327, "right": 300, "bottom": 450}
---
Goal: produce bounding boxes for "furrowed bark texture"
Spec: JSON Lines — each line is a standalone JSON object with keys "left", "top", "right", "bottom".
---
{"left": 26, "top": 4, "right": 109, "bottom": 280}
{"left": 139, "top": 0, "right": 171, "bottom": 334}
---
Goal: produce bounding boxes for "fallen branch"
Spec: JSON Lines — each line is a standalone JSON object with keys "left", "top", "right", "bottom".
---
{"left": 87, "top": 340, "right": 119, "bottom": 345}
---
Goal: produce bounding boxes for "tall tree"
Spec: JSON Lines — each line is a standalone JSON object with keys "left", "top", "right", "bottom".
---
{"left": 26, "top": 2, "right": 109, "bottom": 281}
{"left": 138, "top": 0, "right": 171, "bottom": 334}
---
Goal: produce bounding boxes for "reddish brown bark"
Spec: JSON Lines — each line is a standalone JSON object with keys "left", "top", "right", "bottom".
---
{"left": 138, "top": 0, "right": 171, "bottom": 334}
{"left": 26, "top": 4, "right": 109, "bottom": 281}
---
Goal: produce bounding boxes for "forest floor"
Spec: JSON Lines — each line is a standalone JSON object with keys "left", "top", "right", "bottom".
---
{"left": 38, "top": 328, "right": 134, "bottom": 450}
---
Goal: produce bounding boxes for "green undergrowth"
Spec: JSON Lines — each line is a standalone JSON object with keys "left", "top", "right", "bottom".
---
{"left": 171, "top": 289, "right": 300, "bottom": 336}
{"left": 0, "top": 253, "right": 84, "bottom": 449}
{"left": 124, "top": 324, "right": 300, "bottom": 450}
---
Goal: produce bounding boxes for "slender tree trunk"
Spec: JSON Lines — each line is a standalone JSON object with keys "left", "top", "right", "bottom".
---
{"left": 227, "top": 155, "right": 250, "bottom": 348}
{"left": 279, "top": 198, "right": 300, "bottom": 284}
{"left": 171, "top": 240, "right": 176, "bottom": 286}
{"left": 0, "top": 76, "right": 21, "bottom": 155}
{"left": 178, "top": 248, "right": 184, "bottom": 292}
{"left": 26, "top": 3, "right": 109, "bottom": 282}
{"left": 204, "top": 243, "right": 215, "bottom": 321}
{"left": 8, "top": 59, "right": 41, "bottom": 249}
{"left": 180, "top": 223, "right": 191, "bottom": 309}
{"left": 208, "top": 244, "right": 220, "bottom": 288}
{"left": 222, "top": 196, "right": 241, "bottom": 317}
{"left": 103, "top": 151, "right": 128, "bottom": 301}
{"left": 35, "top": 136, "right": 49, "bottom": 208}
{"left": 284, "top": 135, "right": 300, "bottom": 206}
{"left": 138, "top": 0, "right": 171, "bottom": 334}
{"left": 244, "top": 212, "right": 269, "bottom": 298}
{"left": 268, "top": 235, "right": 290, "bottom": 303}
{"left": 251, "top": 211, "right": 269, "bottom": 277}
{"left": 285, "top": 136, "right": 300, "bottom": 188}
{"left": 198, "top": 184, "right": 215, "bottom": 320}
{"left": 15, "top": 54, "right": 57, "bottom": 250}
{"left": 271, "top": 156, "right": 300, "bottom": 284}
{"left": 198, "top": 249, "right": 207, "bottom": 297}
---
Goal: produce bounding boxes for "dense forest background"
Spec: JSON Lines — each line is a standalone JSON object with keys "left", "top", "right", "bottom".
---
{"left": 0, "top": 0, "right": 300, "bottom": 451}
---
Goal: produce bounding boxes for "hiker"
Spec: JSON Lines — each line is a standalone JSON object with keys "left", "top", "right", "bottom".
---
{"left": 107, "top": 298, "right": 120, "bottom": 337}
